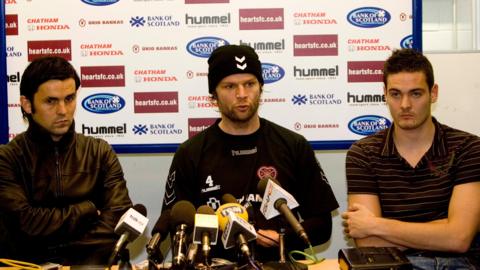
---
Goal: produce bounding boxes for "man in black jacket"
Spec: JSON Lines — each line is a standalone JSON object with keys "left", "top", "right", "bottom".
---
{"left": 0, "top": 56, "right": 133, "bottom": 265}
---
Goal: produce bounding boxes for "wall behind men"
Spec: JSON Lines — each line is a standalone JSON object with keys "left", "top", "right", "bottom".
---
{"left": 120, "top": 52, "right": 480, "bottom": 263}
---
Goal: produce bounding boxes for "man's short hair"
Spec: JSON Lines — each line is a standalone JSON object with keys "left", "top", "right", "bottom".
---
{"left": 19, "top": 56, "right": 81, "bottom": 119}
{"left": 383, "top": 48, "right": 435, "bottom": 90}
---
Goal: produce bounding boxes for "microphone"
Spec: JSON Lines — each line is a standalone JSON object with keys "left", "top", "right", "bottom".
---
{"left": 146, "top": 209, "right": 171, "bottom": 263}
{"left": 257, "top": 178, "right": 311, "bottom": 245}
{"left": 170, "top": 200, "right": 196, "bottom": 270}
{"left": 193, "top": 205, "right": 219, "bottom": 261}
{"left": 108, "top": 204, "right": 149, "bottom": 268}
{"left": 215, "top": 194, "right": 256, "bottom": 258}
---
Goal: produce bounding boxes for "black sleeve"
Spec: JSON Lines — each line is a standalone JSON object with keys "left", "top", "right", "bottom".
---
{"left": 290, "top": 137, "right": 338, "bottom": 248}
{"left": 161, "top": 142, "right": 199, "bottom": 211}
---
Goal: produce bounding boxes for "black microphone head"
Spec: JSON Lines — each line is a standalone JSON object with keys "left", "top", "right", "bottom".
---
{"left": 170, "top": 200, "right": 196, "bottom": 230}
{"left": 257, "top": 177, "right": 280, "bottom": 195}
{"left": 221, "top": 193, "right": 237, "bottom": 204}
{"left": 152, "top": 209, "right": 171, "bottom": 236}
{"left": 197, "top": 205, "right": 215, "bottom": 215}
{"left": 133, "top": 203, "right": 147, "bottom": 217}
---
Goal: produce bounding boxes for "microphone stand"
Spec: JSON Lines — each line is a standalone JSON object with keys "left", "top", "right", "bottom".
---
{"left": 118, "top": 248, "right": 132, "bottom": 270}
{"left": 172, "top": 224, "right": 188, "bottom": 270}
{"left": 278, "top": 227, "right": 287, "bottom": 263}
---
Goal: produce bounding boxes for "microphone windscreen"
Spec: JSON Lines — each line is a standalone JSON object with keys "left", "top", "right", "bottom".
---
{"left": 171, "top": 200, "right": 196, "bottom": 229}
{"left": 133, "top": 203, "right": 148, "bottom": 217}
{"left": 152, "top": 209, "right": 171, "bottom": 236}
{"left": 221, "top": 193, "right": 237, "bottom": 204}
{"left": 197, "top": 205, "right": 215, "bottom": 215}
{"left": 215, "top": 203, "right": 248, "bottom": 231}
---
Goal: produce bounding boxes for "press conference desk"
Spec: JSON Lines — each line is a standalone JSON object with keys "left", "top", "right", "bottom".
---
{"left": 0, "top": 260, "right": 340, "bottom": 270}
{"left": 307, "top": 259, "right": 340, "bottom": 270}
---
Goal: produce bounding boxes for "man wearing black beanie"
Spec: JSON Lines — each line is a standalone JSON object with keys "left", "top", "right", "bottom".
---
{"left": 161, "top": 45, "right": 338, "bottom": 264}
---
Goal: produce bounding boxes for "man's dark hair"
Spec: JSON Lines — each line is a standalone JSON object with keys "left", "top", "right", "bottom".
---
{"left": 19, "top": 56, "right": 81, "bottom": 118}
{"left": 383, "top": 48, "right": 435, "bottom": 90}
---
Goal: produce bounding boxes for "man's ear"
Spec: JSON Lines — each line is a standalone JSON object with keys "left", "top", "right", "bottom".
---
{"left": 20, "top": 96, "right": 32, "bottom": 114}
{"left": 431, "top": 84, "right": 439, "bottom": 103}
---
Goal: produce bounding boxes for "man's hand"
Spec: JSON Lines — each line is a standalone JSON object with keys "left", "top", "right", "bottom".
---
{"left": 342, "top": 203, "right": 377, "bottom": 239}
{"left": 256, "top": 229, "right": 279, "bottom": 247}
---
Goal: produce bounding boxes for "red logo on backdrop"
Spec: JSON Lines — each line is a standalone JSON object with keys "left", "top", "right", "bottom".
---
{"left": 188, "top": 118, "right": 217, "bottom": 138}
{"left": 27, "top": 40, "right": 71, "bottom": 61}
{"left": 239, "top": 8, "right": 284, "bottom": 30}
{"left": 80, "top": 66, "right": 125, "bottom": 87}
{"left": 134, "top": 92, "right": 179, "bottom": 113}
{"left": 293, "top": 35, "right": 338, "bottom": 56}
{"left": 5, "top": 14, "right": 18, "bottom": 35}
{"left": 185, "top": 0, "right": 228, "bottom": 3}
{"left": 347, "top": 61, "right": 384, "bottom": 83}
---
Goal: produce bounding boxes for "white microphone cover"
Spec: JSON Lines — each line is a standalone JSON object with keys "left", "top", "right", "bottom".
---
{"left": 259, "top": 178, "right": 299, "bottom": 220}
{"left": 114, "top": 207, "right": 149, "bottom": 241}
{"left": 193, "top": 213, "right": 219, "bottom": 245}
{"left": 221, "top": 211, "right": 256, "bottom": 249}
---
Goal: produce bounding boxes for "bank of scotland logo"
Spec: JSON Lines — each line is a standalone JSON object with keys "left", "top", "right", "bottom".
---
{"left": 292, "top": 94, "right": 307, "bottom": 105}
{"left": 133, "top": 124, "right": 148, "bottom": 135}
{"left": 130, "top": 16, "right": 145, "bottom": 27}
{"left": 347, "top": 7, "right": 391, "bottom": 28}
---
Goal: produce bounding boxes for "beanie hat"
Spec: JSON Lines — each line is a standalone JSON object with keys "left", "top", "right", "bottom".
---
{"left": 208, "top": 44, "right": 264, "bottom": 94}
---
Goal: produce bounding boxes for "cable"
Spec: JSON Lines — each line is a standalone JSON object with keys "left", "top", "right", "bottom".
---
{"left": 247, "top": 256, "right": 261, "bottom": 270}
{"left": 287, "top": 243, "right": 325, "bottom": 266}
{"left": 0, "top": 259, "right": 42, "bottom": 270}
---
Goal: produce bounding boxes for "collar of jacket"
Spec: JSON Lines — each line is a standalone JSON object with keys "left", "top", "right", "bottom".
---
{"left": 25, "top": 119, "right": 76, "bottom": 151}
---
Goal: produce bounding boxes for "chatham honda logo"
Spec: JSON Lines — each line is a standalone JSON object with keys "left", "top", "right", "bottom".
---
{"left": 186, "top": 37, "right": 229, "bottom": 58}
{"left": 27, "top": 40, "right": 71, "bottom": 61}
{"left": 239, "top": 8, "right": 284, "bottom": 30}
{"left": 293, "top": 12, "right": 337, "bottom": 26}
{"left": 348, "top": 38, "right": 391, "bottom": 52}
{"left": 80, "top": 43, "right": 124, "bottom": 57}
{"left": 134, "top": 92, "right": 178, "bottom": 113}
{"left": 188, "top": 95, "right": 216, "bottom": 109}
{"left": 347, "top": 7, "right": 391, "bottom": 28}
{"left": 27, "top": 17, "right": 70, "bottom": 31}
{"left": 262, "top": 63, "right": 285, "bottom": 84}
{"left": 293, "top": 35, "right": 338, "bottom": 56}
{"left": 82, "top": 93, "right": 125, "bottom": 114}
{"left": 188, "top": 118, "right": 217, "bottom": 138}
{"left": 348, "top": 115, "right": 391, "bottom": 136}
{"left": 347, "top": 61, "right": 384, "bottom": 83}
{"left": 134, "top": 69, "right": 178, "bottom": 83}
{"left": 5, "top": 14, "right": 18, "bottom": 35}
{"left": 80, "top": 66, "right": 125, "bottom": 87}
{"left": 81, "top": 0, "right": 119, "bottom": 6}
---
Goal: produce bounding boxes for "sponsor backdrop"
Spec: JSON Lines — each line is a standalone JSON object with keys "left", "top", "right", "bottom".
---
{"left": 2, "top": 0, "right": 421, "bottom": 153}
